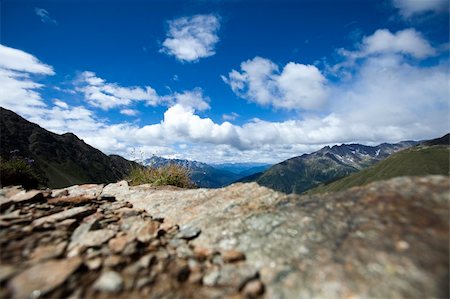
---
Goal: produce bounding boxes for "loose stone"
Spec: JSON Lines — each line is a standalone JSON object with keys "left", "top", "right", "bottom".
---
{"left": 92, "top": 271, "right": 124, "bottom": 293}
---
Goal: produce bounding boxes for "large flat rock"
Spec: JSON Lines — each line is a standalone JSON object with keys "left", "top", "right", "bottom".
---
{"left": 1, "top": 176, "right": 448, "bottom": 299}
{"left": 105, "top": 176, "right": 449, "bottom": 299}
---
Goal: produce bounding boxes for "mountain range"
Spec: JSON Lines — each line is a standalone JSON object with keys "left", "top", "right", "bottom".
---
{"left": 2, "top": 106, "right": 447, "bottom": 194}
{"left": 0, "top": 107, "right": 137, "bottom": 188}
{"left": 240, "top": 140, "right": 418, "bottom": 194}
{"left": 308, "top": 134, "right": 450, "bottom": 194}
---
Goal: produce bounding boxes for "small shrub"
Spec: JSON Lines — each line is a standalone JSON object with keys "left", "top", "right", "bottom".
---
{"left": 127, "top": 163, "right": 195, "bottom": 188}
{"left": 0, "top": 157, "right": 41, "bottom": 189}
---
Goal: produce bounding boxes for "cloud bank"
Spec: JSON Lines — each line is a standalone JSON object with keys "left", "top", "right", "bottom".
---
{"left": 1, "top": 25, "right": 448, "bottom": 163}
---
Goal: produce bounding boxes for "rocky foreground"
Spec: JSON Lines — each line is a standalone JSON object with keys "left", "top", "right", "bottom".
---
{"left": 0, "top": 176, "right": 448, "bottom": 299}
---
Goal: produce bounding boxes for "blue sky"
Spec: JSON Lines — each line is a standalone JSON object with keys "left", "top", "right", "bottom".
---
{"left": 1, "top": 0, "right": 449, "bottom": 163}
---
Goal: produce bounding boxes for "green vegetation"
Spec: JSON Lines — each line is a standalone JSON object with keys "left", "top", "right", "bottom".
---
{"left": 255, "top": 157, "right": 357, "bottom": 194}
{"left": 308, "top": 145, "right": 450, "bottom": 194}
{"left": 127, "top": 163, "right": 195, "bottom": 188}
{"left": 0, "top": 156, "right": 43, "bottom": 189}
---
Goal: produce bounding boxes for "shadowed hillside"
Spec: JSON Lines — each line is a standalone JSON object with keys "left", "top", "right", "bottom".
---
{"left": 0, "top": 107, "right": 137, "bottom": 188}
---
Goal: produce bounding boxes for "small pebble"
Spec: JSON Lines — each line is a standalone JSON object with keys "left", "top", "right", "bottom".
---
{"left": 202, "top": 270, "right": 220, "bottom": 286}
{"left": 242, "top": 279, "right": 264, "bottom": 298}
{"left": 93, "top": 271, "right": 123, "bottom": 293}
{"left": 178, "top": 225, "right": 201, "bottom": 240}
{"left": 222, "top": 249, "right": 245, "bottom": 263}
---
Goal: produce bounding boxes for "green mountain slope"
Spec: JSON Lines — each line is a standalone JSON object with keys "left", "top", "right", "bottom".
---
{"left": 254, "top": 154, "right": 357, "bottom": 194}
{"left": 309, "top": 144, "right": 450, "bottom": 194}
{"left": 0, "top": 107, "right": 137, "bottom": 188}
{"left": 243, "top": 141, "right": 416, "bottom": 194}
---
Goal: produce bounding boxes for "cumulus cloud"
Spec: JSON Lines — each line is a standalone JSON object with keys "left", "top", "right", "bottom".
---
{"left": 222, "top": 57, "right": 328, "bottom": 110}
{"left": 339, "top": 28, "right": 436, "bottom": 60}
{"left": 392, "top": 0, "right": 448, "bottom": 18}
{"left": 331, "top": 28, "right": 438, "bottom": 78}
{"left": 76, "top": 71, "right": 210, "bottom": 112}
{"left": 160, "top": 14, "right": 220, "bottom": 62}
{"left": 160, "top": 88, "right": 210, "bottom": 111}
{"left": 75, "top": 71, "right": 159, "bottom": 110}
{"left": 35, "top": 8, "right": 58, "bottom": 26}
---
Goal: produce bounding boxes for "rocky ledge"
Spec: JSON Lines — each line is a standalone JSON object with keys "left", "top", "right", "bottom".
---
{"left": 0, "top": 175, "right": 448, "bottom": 299}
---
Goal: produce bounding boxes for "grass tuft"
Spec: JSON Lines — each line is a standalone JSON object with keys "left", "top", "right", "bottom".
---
{"left": 0, "top": 157, "right": 42, "bottom": 189}
{"left": 127, "top": 163, "right": 195, "bottom": 188}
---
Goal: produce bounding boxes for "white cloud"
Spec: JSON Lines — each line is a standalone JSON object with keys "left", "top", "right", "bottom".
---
{"left": 0, "top": 46, "right": 107, "bottom": 141}
{"left": 223, "top": 57, "right": 328, "bottom": 110}
{"left": 392, "top": 0, "right": 448, "bottom": 18}
{"left": 53, "top": 99, "right": 69, "bottom": 109}
{"left": 328, "top": 55, "right": 449, "bottom": 142}
{"left": 0, "top": 44, "right": 54, "bottom": 74}
{"left": 162, "top": 104, "right": 239, "bottom": 145}
{"left": 331, "top": 29, "right": 438, "bottom": 78}
{"left": 28, "top": 104, "right": 103, "bottom": 136}
{"left": 76, "top": 71, "right": 210, "bottom": 112}
{"left": 0, "top": 69, "right": 46, "bottom": 116}
{"left": 340, "top": 29, "right": 436, "bottom": 60}
{"left": 160, "top": 14, "right": 220, "bottom": 62}
{"left": 35, "top": 8, "right": 58, "bottom": 26}
{"left": 76, "top": 71, "right": 159, "bottom": 110}
{"left": 0, "top": 44, "right": 54, "bottom": 116}
{"left": 53, "top": 86, "right": 77, "bottom": 94}
{"left": 222, "top": 112, "right": 239, "bottom": 121}
{"left": 120, "top": 109, "right": 139, "bottom": 116}
{"left": 160, "top": 88, "right": 210, "bottom": 111}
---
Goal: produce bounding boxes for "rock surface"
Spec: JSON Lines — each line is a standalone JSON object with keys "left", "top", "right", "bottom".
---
{"left": 0, "top": 176, "right": 448, "bottom": 299}
{"left": 8, "top": 257, "right": 82, "bottom": 299}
